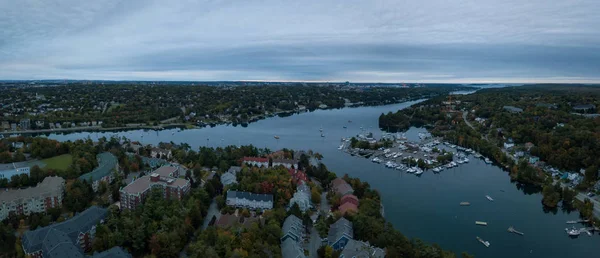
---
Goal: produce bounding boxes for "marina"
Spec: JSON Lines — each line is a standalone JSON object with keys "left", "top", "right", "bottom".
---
{"left": 45, "top": 101, "right": 600, "bottom": 258}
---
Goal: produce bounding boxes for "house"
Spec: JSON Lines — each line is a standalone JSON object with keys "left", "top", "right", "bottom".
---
{"left": 226, "top": 190, "right": 273, "bottom": 210}
{"left": 21, "top": 206, "right": 131, "bottom": 258}
{"left": 91, "top": 247, "right": 132, "bottom": 258}
{"left": 0, "top": 176, "right": 65, "bottom": 221}
{"left": 216, "top": 213, "right": 264, "bottom": 229}
{"left": 79, "top": 153, "right": 118, "bottom": 192}
{"left": 242, "top": 157, "right": 269, "bottom": 167}
{"left": 594, "top": 181, "right": 600, "bottom": 191}
{"left": 338, "top": 202, "right": 358, "bottom": 215}
{"left": 514, "top": 151, "right": 525, "bottom": 158}
{"left": 120, "top": 167, "right": 191, "bottom": 210}
{"left": 288, "top": 169, "right": 308, "bottom": 184}
{"left": 150, "top": 148, "right": 172, "bottom": 159}
{"left": 503, "top": 106, "right": 523, "bottom": 113}
{"left": 573, "top": 104, "right": 596, "bottom": 113}
{"left": 289, "top": 182, "right": 311, "bottom": 212}
{"left": 339, "top": 240, "right": 385, "bottom": 258}
{"left": 281, "top": 238, "right": 306, "bottom": 258}
{"left": 525, "top": 142, "right": 535, "bottom": 151}
{"left": 19, "top": 118, "right": 30, "bottom": 130}
{"left": 567, "top": 173, "right": 580, "bottom": 181}
{"left": 328, "top": 217, "right": 354, "bottom": 250}
{"left": 228, "top": 166, "right": 242, "bottom": 175}
{"left": 272, "top": 158, "right": 298, "bottom": 169}
{"left": 12, "top": 142, "right": 25, "bottom": 149}
{"left": 332, "top": 178, "right": 354, "bottom": 196}
{"left": 503, "top": 142, "right": 515, "bottom": 149}
{"left": 0, "top": 162, "right": 31, "bottom": 181}
{"left": 535, "top": 103, "right": 558, "bottom": 109}
{"left": 341, "top": 194, "right": 359, "bottom": 206}
{"left": 529, "top": 156, "right": 540, "bottom": 164}
{"left": 221, "top": 172, "right": 237, "bottom": 186}
{"left": 281, "top": 215, "right": 304, "bottom": 242}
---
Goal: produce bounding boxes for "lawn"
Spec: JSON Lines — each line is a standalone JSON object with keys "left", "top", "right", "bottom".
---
{"left": 42, "top": 154, "right": 73, "bottom": 170}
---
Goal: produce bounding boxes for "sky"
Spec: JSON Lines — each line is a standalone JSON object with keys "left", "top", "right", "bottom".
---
{"left": 1, "top": 0, "right": 599, "bottom": 83}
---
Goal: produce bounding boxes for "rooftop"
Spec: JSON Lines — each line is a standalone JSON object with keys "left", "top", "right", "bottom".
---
{"left": 121, "top": 174, "right": 189, "bottom": 195}
{"left": 328, "top": 217, "right": 353, "bottom": 244}
{"left": 153, "top": 166, "right": 178, "bottom": 177}
{"left": 281, "top": 238, "right": 306, "bottom": 258}
{"left": 340, "top": 240, "right": 385, "bottom": 258}
{"left": 227, "top": 190, "right": 273, "bottom": 203}
{"left": 0, "top": 176, "right": 64, "bottom": 203}
{"left": 78, "top": 152, "right": 117, "bottom": 182}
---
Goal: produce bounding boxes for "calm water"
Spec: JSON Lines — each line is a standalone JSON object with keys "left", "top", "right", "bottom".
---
{"left": 47, "top": 101, "right": 598, "bottom": 258}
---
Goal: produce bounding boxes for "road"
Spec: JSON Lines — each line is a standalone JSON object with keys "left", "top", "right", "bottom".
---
{"left": 320, "top": 192, "right": 330, "bottom": 214}
{"left": 307, "top": 227, "right": 322, "bottom": 258}
{"left": 202, "top": 198, "right": 221, "bottom": 230}
{"left": 574, "top": 192, "right": 600, "bottom": 219}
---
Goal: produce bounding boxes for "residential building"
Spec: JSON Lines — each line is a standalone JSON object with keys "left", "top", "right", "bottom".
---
{"left": 339, "top": 240, "right": 385, "bottom": 258}
{"left": 221, "top": 171, "right": 237, "bottom": 186}
{"left": 1, "top": 121, "right": 9, "bottom": 130}
{"left": 503, "top": 106, "right": 523, "bottom": 113}
{"left": 226, "top": 190, "right": 273, "bottom": 210}
{"left": 529, "top": 156, "right": 540, "bottom": 164}
{"left": 525, "top": 142, "right": 535, "bottom": 151}
{"left": 0, "top": 176, "right": 64, "bottom": 221}
{"left": 91, "top": 247, "right": 132, "bottom": 258}
{"left": 341, "top": 194, "right": 359, "bottom": 206}
{"left": 153, "top": 165, "right": 182, "bottom": 178}
{"left": 289, "top": 182, "right": 311, "bottom": 212}
{"left": 13, "top": 142, "right": 25, "bottom": 149}
{"left": 338, "top": 202, "right": 358, "bottom": 215}
{"left": 332, "top": 178, "right": 354, "bottom": 196}
{"left": 228, "top": 166, "right": 242, "bottom": 175}
{"left": 216, "top": 213, "right": 264, "bottom": 229}
{"left": 120, "top": 167, "right": 191, "bottom": 210}
{"left": 150, "top": 148, "right": 172, "bottom": 159}
{"left": 503, "top": 142, "right": 515, "bottom": 149}
{"left": 281, "top": 238, "right": 306, "bottom": 258}
{"left": 242, "top": 157, "right": 269, "bottom": 167}
{"left": 79, "top": 153, "right": 118, "bottom": 192}
{"left": 10, "top": 123, "right": 17, "bottom": 131}
{"left": 0, "top": 162, "right": 31, "bottom": 181}
{"left": 288, "top": 169, "right": 308, "bottom": 184}
{"left": 281, "top": 215, "right": 304, "bottom": 242}
{"left": 328, "top": 217, "right": 354, "bottom": 250}
{"left": 22, "top": 206, "right": 130, "bottom": 258}
{"left": 573, "top": 104, "right": 596, "bottom": 113}
{"left": 272, "top": 158, "right": 297, "bottom": 169}
{"left": 19, "top": 118, "right": 31, "bottom": 130}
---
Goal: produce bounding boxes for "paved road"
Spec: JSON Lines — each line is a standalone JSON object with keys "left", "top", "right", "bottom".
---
{"left": 462, "top": 111, "right": 476, "bottom": 130}
{"left": 320, "top": 192, "right": 330, "bottom": 214}
{"left": 308, "top": 227, "right": 322, "bottom": 258}
{"left": 202, "top": 198, "right": 221, "bottom": 230}
{"left": 574, "top": 192, "right": 600, "bottom": 219}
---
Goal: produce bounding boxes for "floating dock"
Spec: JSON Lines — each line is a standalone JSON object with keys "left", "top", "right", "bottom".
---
{"left": 566, "top": 220, "right": 589, "bottom": 224}
{"left": 475, "top": 221, "right": 488, "bottom": 226}
{"left": 508, "top": 226, "right": 524, "bottom": 235}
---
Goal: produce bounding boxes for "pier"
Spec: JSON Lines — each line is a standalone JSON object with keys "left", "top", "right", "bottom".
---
{"left": 566, "top": 220, "right": 589, "bottom": 224}
{"left": 508, "top": 226, "right": 524, "bottom": 235}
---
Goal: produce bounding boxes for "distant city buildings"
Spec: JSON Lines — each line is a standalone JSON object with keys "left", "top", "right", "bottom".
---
{"left": 120, "top": 166, "right": 190, "bottom": 210}
{"left": 0, "top": 176, "right": 65, "bottom": 221}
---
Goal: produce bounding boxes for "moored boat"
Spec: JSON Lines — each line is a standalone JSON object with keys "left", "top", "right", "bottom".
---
{"left": 486, "top": 195, "right": 494, "bottom": 201}
{"left": 476, "top": 221, "right": 488, "bottom": 226}
{"left": 476, "top": 236, "right": 490, "bottom": 247}
{"left": 460, "top": 202, "right": 470, "bottom": 206}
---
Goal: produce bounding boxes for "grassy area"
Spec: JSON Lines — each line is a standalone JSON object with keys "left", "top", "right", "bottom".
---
{"left": 42, "top": 154, "right": 73, "bottom": 170}
{"left": 107, "top": 103, "right": 124, "bottom": 113}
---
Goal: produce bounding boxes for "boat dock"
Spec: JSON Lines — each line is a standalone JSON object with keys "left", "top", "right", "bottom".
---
{"left": 566, "top": 220, "right": 589, "bottom": 224}
{"left": 508, "top": 226, "right": 524, "bottom": 235}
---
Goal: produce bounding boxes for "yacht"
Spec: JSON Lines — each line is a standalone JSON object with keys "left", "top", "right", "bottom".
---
{"left": 476, "top": 237, "right": 490, "bottom": 247}
{"left": 338, "top": 144, "right": 344, "bottom": 150}
{"left": 566, "top": 227, "right": 580, "bottom": 236}
{"left": 406, "top": 167, "right": 416, "bottom": 173}
{"left": 274, "top": 135, "right": 280, "bottom": 139}
{"left": 457, "top": 159, "right": 465, "bottom": 164}
{"left": 474, "top": 153, "right": 482, "bottom": 158}
{"left": 486, "top": 195, "right": 494, "bottom": 201}
{"left": 463, "top": 158, "right": 469, "bottom": 163}
{"left": 415, "top": 168, "right": 423, "bottom": 175}
{"left": 484, "top": 158, "right": 492, "bottom": 164}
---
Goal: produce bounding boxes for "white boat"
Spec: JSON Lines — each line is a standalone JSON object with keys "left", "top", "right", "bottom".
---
{"left": 415, "top": 168, "right": 423, "bottom": 175}
{"left": 407, "top": 167, "right": 416, "bottom": 173}
{"left": 486, "top": 195, "right": 494, "bottom": 201}
{"left": 566, "top": 227, "right": 580, "bottom": 236}
{"left": 338, "top": 144, "right": 344, "bottom": 150}
{"left": 463, "top": 158, "right": 469, "bottom": 163}
{"left": 457, "top": 159, "right": 465, "bottom": 164}
{"left": 484, "top": 158, "right": 492, "bottom": 164}
{"left": 476, "top": 236, "right": 490, "bottom": 247}
{"left": 474, "top": 153, "right": 482, "bottom": 158}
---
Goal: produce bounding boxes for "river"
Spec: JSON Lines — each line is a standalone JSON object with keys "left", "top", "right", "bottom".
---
{"left": 46, "top": 100, "right": 597, "bottom": 258}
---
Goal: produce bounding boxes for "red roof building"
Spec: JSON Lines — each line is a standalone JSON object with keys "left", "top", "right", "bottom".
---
{"left": 288, "top": 169, "right": 308, "bottom": 184}
{"left": 332, "top": 178, "right": 354, "bottom": 196}
{"left": 341, "top": 194, "right": 359, "bottom": 206}
{"left": 338, "top": 202, "right": 358, "bottom": 215}
{"left": 241, "top": 157, "right": 270, "bottom": 167}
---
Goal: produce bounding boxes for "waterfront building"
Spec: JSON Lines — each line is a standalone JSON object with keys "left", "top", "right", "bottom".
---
{"left": 150, "top": 148, "right": 172, "bottom": 159}
{"left": 272, "top": 158, "right": 298, "bottom": 169}
{"left": 241, "top": 157, "right": 269, "bottom": 167}
{"left": 332, "top": 178, "right": 354, "bottom": 196}
{"left": 0, "top": 176, "right": 64, "bottom": 221}
{"left": 120, "top": 166, "right": 191, "bottom": 210}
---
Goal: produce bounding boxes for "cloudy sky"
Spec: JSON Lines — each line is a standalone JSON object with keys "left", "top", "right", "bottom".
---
{"left": 1, "top": 0, "right": 599, "bottom": 83}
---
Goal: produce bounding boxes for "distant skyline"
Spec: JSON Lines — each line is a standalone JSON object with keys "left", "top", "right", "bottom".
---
{"left": 1, "top": 0, "right": 599, "bottom": 83}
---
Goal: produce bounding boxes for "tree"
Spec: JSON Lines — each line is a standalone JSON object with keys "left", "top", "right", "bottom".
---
{"left": 0, "top": 223, "right": 16, "bottom": 256}
{"left": 584, "top": 165, "right": 598, "bottom": 184}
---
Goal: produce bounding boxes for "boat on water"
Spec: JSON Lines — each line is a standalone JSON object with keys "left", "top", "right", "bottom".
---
{"left": 460, "top": 202, "right": 470, "bottom": 206}
{"left": 566, "top": 220, "right": 578, "bottom": 224}
{"left": 321, "top": 133, "right": 325, "bottom": 137}
{"left": 566, "top": 227, "right": 580, "bottom": 236}
{"left": 476, "top": 221, "right": 488, "bottom": 226}
{"left": 463, "top": 158, "right": 469, "bottom": 163}
{"left": 343, "top": 126, "right": 347, "bottom": 129}
{"left": 348, "top": 120, "right": 352, "bottom": 123}
{"left": 508, "top": 226, "right": 524, "bottom": 235}
{"left": 486, "top": 195, "right": 494, "bottom": 201}
{"left": 474, "top": 153, "right": 482, "bottom": 158}
{"left": 484, "top": 158, "right": 492, "bottom": 164}
{"left": 338, "top": 144, "right": 344, "bottom": 150}
{"left": 415, "top": 168, "right": 423, "bottom": 175}
{"left": 274, "top": 135, "right": 280, "bottom": 139}
{"left": 476, "top": 236, "right": 490, "bottom": 247}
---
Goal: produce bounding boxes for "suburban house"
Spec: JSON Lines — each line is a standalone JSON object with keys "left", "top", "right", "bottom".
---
{"left": 19, "top": 118, "right": 31, "bottom": 130}
{"left": 91, "top": 247, "right": 132, "bottom": 258}
{"left": 220, "top": 171, "right": 237, "bottom": 186}
{"left": 79, "top": 152, "right": 118, "bottom": 192}
{"left": 120, "top": 166, "right": 191, "bottom": 210}
{"left": 339, "top": 240, "right": 385, "bottom": 258}
{"left": 525, "top": 142, "right": 535, "bottom": 151}
{"left": 281, "top": 215, "right": 304, "bottom": 242}
{"left": 22, "top": 206, "right": 130, "bottom": 258}
{"left": 503, "top": 106, "right": 523, "bottom": 113}
{"left": 241, "top": 157, "right": 269, "bottom": 167}
{"left": 529, "top": 156, "right": 540, "bottom": 164}
{"left": 281, "top": 215, "right": 306, "bottom": 258}
{"left": 503, "top": 142, "right": 515, "bottom": 149}
{"left": 216, "top": 213, "right": 264, "bottom": 229}
{"left": 338, "top": 194, "right": 359, "bottom": 215}
{"left": 332, "top": 178, "right": 354, "bottom": 196}
{"left": 0, "top": 162, "right": 31, "bottom": 181}
{"left": 150, "top": 148, "right": 172, "bottom": 159}
{"left": 228, "top": 166, "right": 242, "bottom": 175}
{"left": 272, "top": 158, "right": 298, "bottom": 169}
{"left": 0, "top": 176, "right": 65, "bottom": 221}
{"left": 288, "top": 169, "right": 308, "bottom": 184}
{"left": 289, "top": 182, "right": 311, "bottom": 212}
{"left": 573, "top": 104, "right": 596, "bottom": 113}
{"left": 226, "top": 190, "right": 273, "bottom": 210}
{"left": 328, "top": 217, "right": 354, "bottom": 250}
